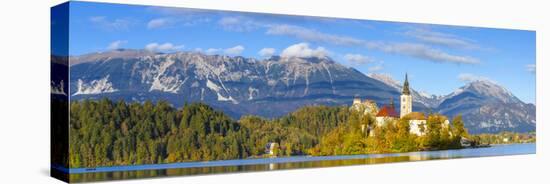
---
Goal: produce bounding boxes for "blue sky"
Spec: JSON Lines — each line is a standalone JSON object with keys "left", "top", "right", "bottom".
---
{"left": 62, "top": 1, "right": 536, "bottom": 103}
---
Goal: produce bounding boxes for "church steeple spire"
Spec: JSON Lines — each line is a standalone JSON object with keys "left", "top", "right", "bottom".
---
{"left": 402, "top": 73, "right": 410, "bottom": 95}
{"left": 400, "top": 73, "right": 412, "bottom": 118}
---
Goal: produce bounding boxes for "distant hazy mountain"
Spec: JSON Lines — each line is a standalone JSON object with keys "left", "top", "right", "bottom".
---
{"left": 67, "top": 49, "right": 535, "bottom": 133}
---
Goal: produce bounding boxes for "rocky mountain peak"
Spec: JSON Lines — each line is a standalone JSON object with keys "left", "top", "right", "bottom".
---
{"left": 452, "top": 79, "right": 519, "bottom": 104}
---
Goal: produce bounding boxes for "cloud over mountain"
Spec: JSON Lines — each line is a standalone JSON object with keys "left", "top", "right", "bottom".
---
{"left": 258, "top": 48, "right": 276, "bottom": 57}
{"left": 202, "top": 45, "right": 245, "bottom": 56}
{"left": 107, "top": 40, "right": 127, "bottom": 50}
{"left": 145, "top": 42, "right": 184, "bottom": 52}
{"left": 281, "top": 43, "right": 329, "bottom": 58}
{"left": 224, "top": 45, "right": 245, "bottom": 55}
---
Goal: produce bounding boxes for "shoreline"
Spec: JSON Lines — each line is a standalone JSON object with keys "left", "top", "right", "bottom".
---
{"left": 61, "top": 143, "right": 535, "bottom": 174}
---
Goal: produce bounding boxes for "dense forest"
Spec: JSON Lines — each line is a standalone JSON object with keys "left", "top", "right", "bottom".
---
{"left": 69, "top": 99, "right": 470, "bottom": 168}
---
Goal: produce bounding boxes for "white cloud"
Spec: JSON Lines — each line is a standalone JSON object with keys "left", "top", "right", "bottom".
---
{"left": 368, "top": 65, "right": 383, "bottom": 72}
{"left": 205, "top": 48, "right": 220, "bottom": 55}
{"left": 89, "top": 16, "right": 135, "bottom": 31}
{"left": 89, "top": 16, "right": 105, "bottom": 22}
{"left": 266, "top": 24, "right": 479, "bottom": 64}
{"left": 281, "top": 43, "right": 329, "bottom": 58}
{"left": 404, "top": 28, "right": 480, "bottom": 50}
{"left": 379, "top": 43, "right": 479, "bottom": 64}
{"left": 147, "top": 18, "right": 171, "bottom": 29}
{"left": 107, "top": 40, "right": 127, "bottom": 50}
{"left": 267, "top": 24, "right": 363, "bottom": 46}
{"left": 224, "top": 45, "right": 245, "bottom": 55}
{"left": 145, "top": 42, "right": 184, "bottom": 52}
{"left": 458, "top": 73, "right": 495, "bottom": 83}
{"left": 218, "top": 17, "right": 262, "bottom": 32}
{"left": 526, "top": 64, "right": 536, "bottom": 74}
{"left": 343, "top": 54, "right": 374, "bottom": 65}
{"left": 203, "top": 45, "right": 245, "bottom": 55}
{"left": 147, "top": 16, "right": 209, "bottom": 29}
{"left": 258, "top": 48, "right": 276, "bottom": 57}
{"left": 147, "top": 7, "right": 208, "bottom": 16}
{"left": 213, "top": 16, "right": 480, "bottom": 64}
{"left": 147, "top": 7, "right": 212, "bottom": 27}
{"left": 219, "top": 17, "right": 239, "bottom": 26}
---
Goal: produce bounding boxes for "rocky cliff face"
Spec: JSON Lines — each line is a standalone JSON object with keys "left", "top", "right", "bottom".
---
{"left": 436, "top": 80, "right": 535, "bottom": 133}
{"left": 70, "top": 49, "right": 402, "bottom": 118}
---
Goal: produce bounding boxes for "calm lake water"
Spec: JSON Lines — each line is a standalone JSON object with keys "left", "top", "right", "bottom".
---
{"left": 63, "top": 143, "right": 535, "bottom": 183}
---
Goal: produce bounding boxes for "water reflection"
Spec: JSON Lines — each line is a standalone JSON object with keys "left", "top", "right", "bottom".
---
{"left": 69, "top": 156, "right": 412, "bottom": 182}
{"left": 67, "top": 143, "right": 535, "bottom": 183}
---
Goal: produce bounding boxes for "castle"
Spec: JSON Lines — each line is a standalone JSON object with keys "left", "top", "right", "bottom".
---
{"left": 353, "top": 73, "right": 449, "bottom": 136}
{"left": 351, "top": 97, "right": 378, "bottom": 115}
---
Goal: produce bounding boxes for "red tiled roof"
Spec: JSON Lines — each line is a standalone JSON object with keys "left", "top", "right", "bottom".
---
{"left": 376, "top": 106, "right": 399, "bottom": 118}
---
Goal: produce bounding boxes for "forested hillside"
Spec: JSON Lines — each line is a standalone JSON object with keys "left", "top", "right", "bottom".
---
{"left": 69, "top": 99, "right": 467, "bottom": 168}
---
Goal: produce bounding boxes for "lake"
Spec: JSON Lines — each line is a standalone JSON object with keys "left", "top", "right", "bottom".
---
{"left": 60, "top": 143, "right": 535, "bottom": 183}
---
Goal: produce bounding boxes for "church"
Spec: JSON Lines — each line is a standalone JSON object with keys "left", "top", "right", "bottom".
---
{"left": 355, "top": 73, "right": 449, "bottom": 136}
{"left": 399, "top": 74, "right": 451, "bottom": 135}
{"left": 398, "top": 74, "right": 428, "bottom": 136}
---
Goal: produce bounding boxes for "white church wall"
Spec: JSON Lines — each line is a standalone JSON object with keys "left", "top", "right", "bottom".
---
{"left": 409, "top": 120, "right": 426, "bottom": 136}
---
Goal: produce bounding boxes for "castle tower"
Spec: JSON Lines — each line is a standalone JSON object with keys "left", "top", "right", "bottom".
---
{"left": 400, "top": 73, "right": 412, "bottom": 118}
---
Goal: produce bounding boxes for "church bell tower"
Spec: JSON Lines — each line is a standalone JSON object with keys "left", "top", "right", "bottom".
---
{"left": 400, "top": 73, "right": 412, "bottom": 118}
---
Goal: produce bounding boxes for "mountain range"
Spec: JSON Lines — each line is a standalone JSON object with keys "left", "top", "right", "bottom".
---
{"left": 63, "top": 49, "right": 536, "bottom": 133}
{"left": 369, "top": 73, "right": 536, "bottom": 133}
